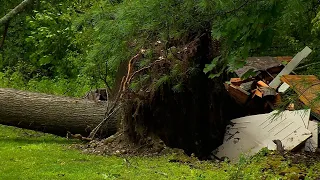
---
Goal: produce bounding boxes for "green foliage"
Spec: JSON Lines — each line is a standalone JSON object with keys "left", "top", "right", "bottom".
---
{"left": 0, "top": 0, "right": 105, "bottom": 95}
{"left": 2, "top": 0, "right": 320, "bottom": 95}
{"left": 205, "top": 0, "right": 320, "bottom": 78}
{"left": 25, "top": 1, "right": 77, "bottom": 77}
{"left": 0, "top": 70, "right": 91, "bottom": 97}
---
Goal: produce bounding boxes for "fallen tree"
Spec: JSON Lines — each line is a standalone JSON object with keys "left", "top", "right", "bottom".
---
{"left": 0, "top": 88, "right": 118, "bottom": 137}
{"left": 117, "top": 33, "right": 248, "bottom": 159}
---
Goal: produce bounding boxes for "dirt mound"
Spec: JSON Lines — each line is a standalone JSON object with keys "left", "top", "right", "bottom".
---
{"left": 74, "top": 133, "right": 186, "bottom": 157}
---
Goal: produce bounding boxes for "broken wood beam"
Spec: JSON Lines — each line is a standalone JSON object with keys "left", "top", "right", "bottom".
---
{"left": 269, "top": 47, "right": 312, "bottom": 89}
{"left": 224, "top": 83, "right": 250, "bottom": 104}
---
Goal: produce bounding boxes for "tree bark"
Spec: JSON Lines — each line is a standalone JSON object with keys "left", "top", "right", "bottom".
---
{"left": 0, "top": 88, "right": 118, "bottom": 137}
{"left": 0, "top": 0, "right": 33, "bottom": 26}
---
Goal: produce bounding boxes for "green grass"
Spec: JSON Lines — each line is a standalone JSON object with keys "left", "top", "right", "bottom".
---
{"left": 0, "top": 125, "right": 320, "bottom": 179}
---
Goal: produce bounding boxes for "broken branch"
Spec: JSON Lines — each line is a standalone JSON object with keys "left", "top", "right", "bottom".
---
{"left": 224, "top": 0, "right": 251, "bottom": 14}
{"left": 87, "top": 76, "right": 126, "bottom": 139}
{"left": 295, "top": 62, "right": 320, "bottom": 71}
{"left": 122, "top": 53, "right": 142, "bottom": 91}
{"left": 127, "top": 60, "right": 163, "bottom": 84}
{"left": 0, "top": 0, "right": 34, "bottom": 26}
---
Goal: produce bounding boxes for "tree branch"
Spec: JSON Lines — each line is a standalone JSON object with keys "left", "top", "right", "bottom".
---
{"left": 0, "top": 0, "right": 34, "bottom": 26}
{"left": 122, "top": 53, "right": 142, "bottom": 91}
{"left": 127, "top": 60, "right": 165, "bottom": 84}
{"left": 0, "top": 21, "right": 10, "bottom": 50}
{"left": 222, "top": 0, "right": 251, "bottom": 15}
{"left": 295, "top": 62, "right": 320, "bottom": 71}
{"left": 87, "top": 76, "right": 126, "bottom": 139}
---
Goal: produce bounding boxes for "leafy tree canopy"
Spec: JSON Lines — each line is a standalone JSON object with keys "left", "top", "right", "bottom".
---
{"left": 1, "top": 0, "right": 320, "bottom": 95}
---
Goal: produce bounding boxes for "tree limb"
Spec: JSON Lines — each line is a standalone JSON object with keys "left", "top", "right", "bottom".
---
{"left": 127, "top": 60, "right": 164, "bottom": 84}
{"left": 295, "top": 62, "right": 320, "bottom": 71}
{"left": 0, "top": 0, "right": 34, "bottom": 26}
{"left": 122, "top": 53, "right": 143, "bottom": 91}
{"left": 87, "top": 51, "right": 148, "bottom": 139}
{"left": 87, "top": 76, "right": 126, "bottom": 139}
{"left": 0, "top": 21, "right": 10, "bottom": 50}
{"left": 219, "top": 0, "right": 252, "bottom": 15}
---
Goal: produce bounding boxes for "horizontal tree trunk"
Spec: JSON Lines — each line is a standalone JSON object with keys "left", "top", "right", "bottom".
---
{"left": 0, "top": 88, "right": 118, "bottom": 137}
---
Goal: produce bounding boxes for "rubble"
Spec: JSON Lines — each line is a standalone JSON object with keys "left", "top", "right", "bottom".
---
{"left": 234, "top": 56, "right": 291, "bottom": 81}
{"left": 217, "top": 47, "right": 319, "bottom": 162}
{"left": 280, "top": 75, "right": 320, "bottom": 119}
{"left": 225, "top": 57, "right": 293, "bottom": 109}
{"left": 278, "top": 82, "right": 290, "bottom": 93}
{"left": 214, "top": 109, "right": 314, "bottom": 162}
{"left": 224, "top": 47, "right": 312, "bottom": 108}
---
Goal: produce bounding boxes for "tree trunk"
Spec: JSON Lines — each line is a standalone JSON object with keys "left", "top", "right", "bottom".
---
{"left": 0, "top": 0, "right": 33, "bottom": 26}
{"left": 0, "top": 88, "right": 118, "bottom": 137}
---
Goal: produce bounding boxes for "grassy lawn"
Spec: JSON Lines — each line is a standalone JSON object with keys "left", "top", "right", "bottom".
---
{"left": 0, "top": 124, "right": 320, "bottom": 180}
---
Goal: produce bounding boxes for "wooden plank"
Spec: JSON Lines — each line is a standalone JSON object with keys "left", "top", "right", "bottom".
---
{"left": 225, "top": 84, "right": 250, "bottom": 104}
{"left": 269, "top": 47, "right": 312, "bottom": 89}
{"left": 280, "top": 75, "right": 320, "bottom": 118}
{"left": 257, "top": 81, "right": 269, "bottom": 87}
{"left": 230, "top": 78, "right": 243, "bottom": 86}
{"left": 253, "top": 89, "right": 263, "bottom": 98}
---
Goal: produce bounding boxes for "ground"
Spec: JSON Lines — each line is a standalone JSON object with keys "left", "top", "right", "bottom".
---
{"left": 1, "top": 124, "right": 320, "bottom": 179}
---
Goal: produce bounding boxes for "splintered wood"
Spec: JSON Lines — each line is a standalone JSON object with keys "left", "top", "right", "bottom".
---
{"left": 280, "top": 75, "right": 320, "bottom": 118}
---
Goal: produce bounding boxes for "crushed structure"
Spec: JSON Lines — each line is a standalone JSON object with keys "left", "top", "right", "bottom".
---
{"left": 214, "top": 109, "right": 314, "bottom": 161}
{"left": 217, "top": 47, "right": 319, "bottom": 162}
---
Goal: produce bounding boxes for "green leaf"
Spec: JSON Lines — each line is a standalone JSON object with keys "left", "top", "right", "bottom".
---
{"left": 39, "top": 56, "right": 52, "bottom": 66}
{"left": 212, "top": 31, "right": 222, "bottom": 40}
{"left": 203, "top": 56, "right": 221, "bottom": 74}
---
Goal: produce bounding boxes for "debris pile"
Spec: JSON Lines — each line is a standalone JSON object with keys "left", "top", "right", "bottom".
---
{"left": 214, "top": 109, "right": 317, "bottom": 161}
{"left": 224, "top": 57, "right": 292, "bottom": 113}
{"left": 215, "top": 47, "right": 319, "bottom": 162}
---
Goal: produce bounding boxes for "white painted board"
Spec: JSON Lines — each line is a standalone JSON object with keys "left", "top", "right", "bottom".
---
{"left": 215, "top": 110, "right": 312, "bottom": 162}
{"left": 269, "top": 47, "right": 312, "bottom": 89}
